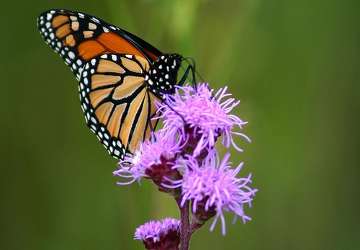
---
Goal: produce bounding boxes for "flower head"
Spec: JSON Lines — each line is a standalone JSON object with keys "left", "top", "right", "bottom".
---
{"left": 113, "top": 129, "right": 182, "bottom": 191}
{"left": 180, "top": 152, "right": 257, "bottom": 235}
{"left": 158, "top": 83, "right": 250, "bottom": 156}
{"left": 135, "top": 218, "right": 180, "bottom": 250}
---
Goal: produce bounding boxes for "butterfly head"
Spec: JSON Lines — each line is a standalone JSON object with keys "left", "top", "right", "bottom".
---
{"left": 146, "top": 54, "right": 182, "bottom": 98}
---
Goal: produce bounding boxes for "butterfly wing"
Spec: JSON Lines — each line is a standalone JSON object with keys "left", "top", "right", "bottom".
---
{"left": 79, "top": 53, "right": 160, "bottom": 159}
{"left": 37, "top": 9, "right": 162, "bottom": 80}
{"left": 38, "top": 9, "right": 166, "bottom": 159}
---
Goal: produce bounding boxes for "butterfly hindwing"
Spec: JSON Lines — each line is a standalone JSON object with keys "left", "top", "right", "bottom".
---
{"left": 79, "top": 53, "right": 160, "bottom": 159}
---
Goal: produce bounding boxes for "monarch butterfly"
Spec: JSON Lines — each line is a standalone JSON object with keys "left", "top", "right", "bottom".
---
{"left": 37, "top": 9, "right": 194, "bottom": 159}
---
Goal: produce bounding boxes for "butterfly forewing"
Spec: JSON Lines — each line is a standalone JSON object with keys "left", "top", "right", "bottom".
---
{"left": 37, "top": 9, "right": 160, "bottom": 80}
{"left": 79, "top": 53, "right": 160, "bottom": 159}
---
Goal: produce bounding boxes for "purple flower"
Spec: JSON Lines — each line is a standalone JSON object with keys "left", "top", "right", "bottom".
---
{"left": 135, "top": 218, "right": 180, "bottom": 250}
{"left": 158, "top": 83, "right": 250, "bottom": 157}
{"left": 180, "top": 152, "right": 257, "bottom": 235}
{"left": 113, "top": 81, "right": 257, "bottom": 241}
{"left": 113, "top": 129, "right": 182, "bottom": 191}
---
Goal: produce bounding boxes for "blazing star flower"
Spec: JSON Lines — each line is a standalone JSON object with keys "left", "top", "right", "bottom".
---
{"left": 113, "top": 129, "right": 182, "bottom": 191}
{"left": 135, "top": 218, "right": 181, "bottom": 250}
{"left": 157, "top": 83, "right": 250, "bottom": 157}
{"left": 180, "top": 152, "right": 257, "bottom": 235}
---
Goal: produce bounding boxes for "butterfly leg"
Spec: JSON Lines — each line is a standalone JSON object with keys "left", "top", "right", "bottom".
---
{"left": 178, "top": 64, "right": 197, "bottom": 87}
{"left": 178, "top": 65, "right": 191, "bottom": 86}
{"left": 187, "top": 57, "right": 197, "bottom": 86}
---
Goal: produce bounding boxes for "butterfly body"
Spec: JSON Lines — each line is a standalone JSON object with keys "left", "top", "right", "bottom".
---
{"left": 145, "top": 54, "right": 182, "bottom": 97}
{"left": 37, "top": 9, "right": 186, "bottom": 159}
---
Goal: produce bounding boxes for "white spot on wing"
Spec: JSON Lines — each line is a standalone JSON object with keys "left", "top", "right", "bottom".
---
{"left": 91, "top": 17, "right": 100, "bottom": 24}
{"left": 89, "top": 22, "right": 97, "bottom": 30}
{"left": 68, "top": 51, "right": 75, "bottom": 59}
{"left": 90, "top": 124, "right": 97, "bottom": 132}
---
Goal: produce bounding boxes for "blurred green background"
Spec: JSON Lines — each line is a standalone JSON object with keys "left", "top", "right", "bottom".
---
{"left": 2, "top": 0, "right": 360, "bottom": 249}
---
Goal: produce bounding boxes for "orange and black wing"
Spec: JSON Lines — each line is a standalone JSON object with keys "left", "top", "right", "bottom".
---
{"left": 37, "top": 9, "right": 162, "bottom": 80}
{"left": 79, "top": 53, "right": 160, "bottom": 159}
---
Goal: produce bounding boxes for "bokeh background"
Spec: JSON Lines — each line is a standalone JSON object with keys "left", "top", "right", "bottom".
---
{"left": 2, "top": 0, "right": 360, "bottom": 249}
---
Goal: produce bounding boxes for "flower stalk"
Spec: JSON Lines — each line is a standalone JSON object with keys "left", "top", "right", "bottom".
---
{"left": 178, "top": 199, "right": 191, "bottom": 250}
